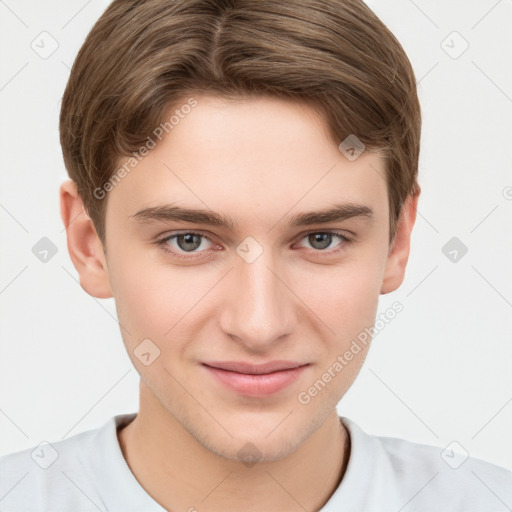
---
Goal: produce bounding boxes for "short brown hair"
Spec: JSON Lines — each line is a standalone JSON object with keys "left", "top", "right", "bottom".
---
{"left": 60, "top": 0, "right": 421, "bottom": 244}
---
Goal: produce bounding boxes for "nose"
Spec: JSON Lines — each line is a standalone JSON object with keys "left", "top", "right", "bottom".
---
{"left": 219, "top": 249, "right": 297, "bottom": 352}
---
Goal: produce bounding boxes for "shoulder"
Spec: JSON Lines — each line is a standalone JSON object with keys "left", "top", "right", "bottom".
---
{"left": 0, "top": 415, "right": 125, "bottom": 512}
{"left": 340, "top": 417, "right": 512, "bottom": 512}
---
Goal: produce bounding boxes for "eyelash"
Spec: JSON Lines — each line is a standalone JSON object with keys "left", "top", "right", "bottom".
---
{"left": 156, "top": 230, "right": 352, "bottom": 260}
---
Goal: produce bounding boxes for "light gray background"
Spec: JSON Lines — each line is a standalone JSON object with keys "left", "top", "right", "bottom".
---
{"left": 1, "top": 0, "right": 511, "bottom": 472}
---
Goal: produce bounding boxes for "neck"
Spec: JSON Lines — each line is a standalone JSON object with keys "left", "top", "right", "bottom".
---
{"left": 118, "top": 384, "right": 350, "bottom": 512}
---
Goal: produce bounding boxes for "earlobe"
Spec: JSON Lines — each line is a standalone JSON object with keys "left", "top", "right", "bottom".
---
{"left": 59, "top": 180, "right": 113, "bottom": 299}
{"left": 380, "top": 187, "right": 420, "bottom": 295}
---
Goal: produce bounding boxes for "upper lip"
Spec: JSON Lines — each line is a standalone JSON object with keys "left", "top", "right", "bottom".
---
{"left": 202, "top": 361, "right": 308, "bottom": 375}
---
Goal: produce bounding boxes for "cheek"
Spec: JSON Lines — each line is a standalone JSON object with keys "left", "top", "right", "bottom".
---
{"left": 108, "top": 229, "right": 387, "bottom": 353}
{"left": 293, "top": 263, "right": 382, "bottom": 404}
{"left": 292, "top": 255, "right": 384, "bottom": 341}
{"left": 108, "top": 249, "right": 217, "bottom": 347}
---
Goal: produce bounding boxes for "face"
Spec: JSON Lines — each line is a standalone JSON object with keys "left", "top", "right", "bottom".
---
{"left": 100, "top": 94, "right": 396, "bottom": 461}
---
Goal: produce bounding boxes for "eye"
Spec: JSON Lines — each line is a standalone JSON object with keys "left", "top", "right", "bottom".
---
{"left": 156, "top": 229, "right": 352, "bottom": 260}
{"left": 157, "top": 231, "right": 214, "bottom": 258}
{"left": 297, "top": 231, "right": 351, "bottom": 252}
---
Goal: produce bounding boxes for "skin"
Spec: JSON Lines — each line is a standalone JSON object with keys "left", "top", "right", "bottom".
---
{"left": 60, "top": 94, "right": 419, "bottom": 511}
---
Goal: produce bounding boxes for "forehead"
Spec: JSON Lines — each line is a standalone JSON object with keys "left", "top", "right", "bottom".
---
{"left": 107, "top": 94, "right": 388, "bottom": 226}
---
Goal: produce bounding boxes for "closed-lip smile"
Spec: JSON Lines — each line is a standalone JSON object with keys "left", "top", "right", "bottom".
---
{"left": 202, "top": 360, "right": 310, "bottom": 396}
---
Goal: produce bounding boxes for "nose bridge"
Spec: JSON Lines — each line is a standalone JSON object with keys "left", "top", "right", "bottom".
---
{"left": 221, "top": 245, "right": 295, "bottom": 350}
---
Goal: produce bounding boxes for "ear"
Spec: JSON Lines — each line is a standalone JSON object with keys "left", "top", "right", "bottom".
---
{"left": 380, "top": 187, "right": 421, "bottom": 294}
{"left": 59, "top": 180, "right": 113, "bottom": 298}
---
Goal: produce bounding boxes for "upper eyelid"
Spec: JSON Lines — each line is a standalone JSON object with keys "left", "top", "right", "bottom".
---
{"left": 159, "top": 230, "right": 216, "bottom": 244}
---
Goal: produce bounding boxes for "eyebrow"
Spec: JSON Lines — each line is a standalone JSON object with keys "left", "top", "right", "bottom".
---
{"left": 130, "top": 202, "right": 373, "bottom": 231}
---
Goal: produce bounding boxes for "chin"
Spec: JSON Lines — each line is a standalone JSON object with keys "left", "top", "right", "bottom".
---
{"left": 193, "top": 411, "right": 324, "bottom": 464}
{"left": 202, "top": 431, "right": 301, "bottom": 463}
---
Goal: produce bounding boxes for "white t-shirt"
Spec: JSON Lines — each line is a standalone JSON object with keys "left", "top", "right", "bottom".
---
{"left": 1, "top": 412, "right": 511, "bottom": 511}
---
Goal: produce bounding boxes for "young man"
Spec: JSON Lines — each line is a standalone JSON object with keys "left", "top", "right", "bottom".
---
{"left": 1, "top": 0, "right": 510, "bottom": 511}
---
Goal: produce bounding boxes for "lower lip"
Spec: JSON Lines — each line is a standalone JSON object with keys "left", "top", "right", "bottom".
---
{"left": 203, "top": 364, "right": 309, "bottom": 397}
